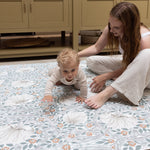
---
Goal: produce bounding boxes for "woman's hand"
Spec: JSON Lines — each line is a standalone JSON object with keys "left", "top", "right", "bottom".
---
{"left": 41, "top": 95, "right": 53, "bottom": 102}
{"left": 90, "top": 74, "right": 107, "bottom": 93}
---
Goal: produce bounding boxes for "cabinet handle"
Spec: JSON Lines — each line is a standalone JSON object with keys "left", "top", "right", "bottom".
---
{"left": 30, "top": 3, "right": 32, "bottom": 13}
{"left": 23, "top": 3, "right": 26, "bottom": 13}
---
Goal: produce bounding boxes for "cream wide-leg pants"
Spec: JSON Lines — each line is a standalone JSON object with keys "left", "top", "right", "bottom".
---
{"left": 86, "top": 49, "right": 150, "bottom": 105}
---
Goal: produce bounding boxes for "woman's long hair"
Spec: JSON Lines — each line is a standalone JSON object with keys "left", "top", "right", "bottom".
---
{"left": 108, "top": 2, "right": 141, "bottom": 67}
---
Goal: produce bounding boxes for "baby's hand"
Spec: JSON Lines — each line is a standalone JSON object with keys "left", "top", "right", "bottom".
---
{"left": 41, "top": 95, "right": 53, "bottom": 102}
{"left": 76, "top": 96, "right": 85, "bottom": 104}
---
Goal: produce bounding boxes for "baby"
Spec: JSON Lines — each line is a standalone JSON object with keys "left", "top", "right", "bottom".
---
{"left": 42, "top": 48, "right": 87, "bottom": 103}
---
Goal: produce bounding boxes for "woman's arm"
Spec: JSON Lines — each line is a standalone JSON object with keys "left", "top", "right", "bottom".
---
{"left": 104, "top": 67, "right": 125, "bottom": 80}
{"left": 140, "top": 25, "right": 150, "bottom": 50}
{"left": 91, "top": 67, "right": 124, "bottom": 92}
{"left": 78, "top": 26, "right": 109, "bottom": 57}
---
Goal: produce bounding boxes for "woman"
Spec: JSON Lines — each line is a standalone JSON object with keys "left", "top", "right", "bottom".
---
{"left": 78, "top": 2, "right": 150, "bottom": 109}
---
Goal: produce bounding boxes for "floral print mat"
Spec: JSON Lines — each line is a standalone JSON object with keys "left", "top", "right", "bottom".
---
{"left": 0, "top": 60, "right": 150, "bottom": 150}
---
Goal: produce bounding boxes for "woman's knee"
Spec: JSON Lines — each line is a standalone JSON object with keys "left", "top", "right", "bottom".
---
{"left": 86, "top": 56, "right": 95, "bottom": 69}
{"left": 86, "top": 56, "right": 100, "bottom": 73}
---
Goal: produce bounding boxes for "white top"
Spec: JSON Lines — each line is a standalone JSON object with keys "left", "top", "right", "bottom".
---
{"left": 45, "top": 67, "right": 87, "bottom": 98}
{"left": 141, "top": 31, "right": 150, "bottom": 38}
{"left": 119, "top": 31, "right": 150, "bottom": 54}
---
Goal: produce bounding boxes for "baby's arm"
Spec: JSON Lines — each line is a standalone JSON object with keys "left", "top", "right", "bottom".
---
{"left": 77, "top": 84, "right": 87, "bottom": 103}
{"left": 76, "top": 68, "right": 88, "bottom": 103}
{"left": 42, "top": 78, "right": 54, "bottom": 103}
{"left": 42, "top": 68, "right": 60, "bottom": 102}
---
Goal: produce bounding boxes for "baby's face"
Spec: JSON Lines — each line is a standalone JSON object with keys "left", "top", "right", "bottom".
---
{"left": 60, "top": 61, "right": 79, "bottom": 82}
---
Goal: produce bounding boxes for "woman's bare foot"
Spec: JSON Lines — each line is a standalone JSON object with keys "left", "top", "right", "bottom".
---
{"left": 85, "top": 86, "right": 117, "bottom": 109}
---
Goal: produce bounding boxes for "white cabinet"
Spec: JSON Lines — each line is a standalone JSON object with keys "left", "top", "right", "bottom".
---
{"left": 124, "top": 0, "right": 150, "bottom": 26}
{"left": 80, "top": 0, "right": 115, "bottom": 30}
{"left": 29, "top": 0, "right": 72, "bottom": 31}
{"left": 0, "top": 0, "right": 72, "bottom": 58}
{"left": 0, "top": 0, "right": 149, "bottom": 58}
{"left": 0, "top": 0, "right": 28, "bottom": 30}
{"left": 73, "top": 0, "right": 150, "bottom": 51}
{"left": 0, "top": 0, "right": 72, "bottom": 33}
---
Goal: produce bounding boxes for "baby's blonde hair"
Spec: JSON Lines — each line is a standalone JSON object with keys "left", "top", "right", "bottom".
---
{"left": 57, "top": 48, "right": 79, "bottom": 66}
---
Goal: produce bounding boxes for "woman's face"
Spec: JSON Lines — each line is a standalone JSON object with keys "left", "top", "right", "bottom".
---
{"left": 109, "top": 16, "right": 123, "bottom": 38}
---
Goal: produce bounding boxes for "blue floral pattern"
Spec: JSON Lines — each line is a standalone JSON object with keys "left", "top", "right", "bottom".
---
{"left": 0, "top": 60, "right": 150, "bottom": 150}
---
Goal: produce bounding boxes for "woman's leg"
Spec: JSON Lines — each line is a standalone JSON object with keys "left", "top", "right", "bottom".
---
{"left": 86, "top": 55, "right": 122, "bottom": 74}
{"left": 111, "top": 49, "right": 150, "bottom": 105}
{"left": 85, "top": 86, "right": 117, "bottom": 108}
{"left": 85, "top": 55, "right": 122, "bottom": 108}
{"left": 85, "top": 49, "right": 150, "bottom": 108}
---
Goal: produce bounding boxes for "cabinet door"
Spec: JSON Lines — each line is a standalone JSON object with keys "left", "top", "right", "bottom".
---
{"left": 80, "top": 0, "right": 116, "bottom": 30}
{"left": 124, "top": 0, "right": 150, "bottom": 26}
{"left": 0, "top": 0, "right": 28, "bottom": 31}
{"left": 29, "top": 0, "right": 72, "bottom": 31}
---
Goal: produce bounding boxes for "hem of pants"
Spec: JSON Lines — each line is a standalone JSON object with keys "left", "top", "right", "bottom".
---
{"left": 111, "top": 84, "right": 140, "bottom": 106}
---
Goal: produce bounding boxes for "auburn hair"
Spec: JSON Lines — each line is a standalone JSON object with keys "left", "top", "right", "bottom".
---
{"left": 107, "top": 2, "right": 141, "bottom": 67}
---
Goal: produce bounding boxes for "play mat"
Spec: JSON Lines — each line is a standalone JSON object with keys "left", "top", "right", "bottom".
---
{"left": 0, "top": 60, "right": 150, "bottom": 150}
